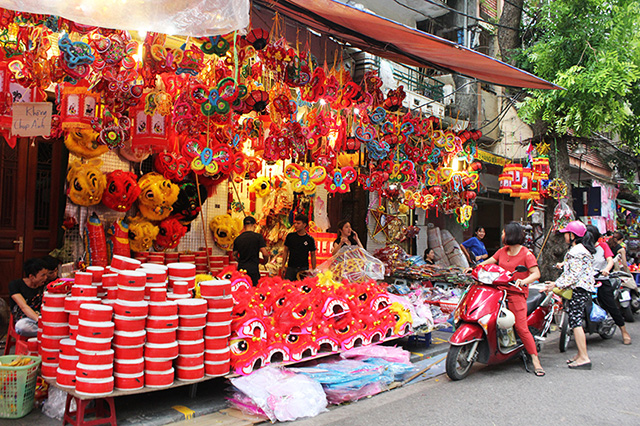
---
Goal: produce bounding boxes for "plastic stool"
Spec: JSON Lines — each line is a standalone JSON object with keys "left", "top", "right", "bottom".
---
{"left": 408, "top": 332, "right": 432, "bottom": 348}
{"left": 63, "top": 394, "right": 117, "bottom": 426}
{"left": 4, "top": 313, "right": 29, "bottom": 355}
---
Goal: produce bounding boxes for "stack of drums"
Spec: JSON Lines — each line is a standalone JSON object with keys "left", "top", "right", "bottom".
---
{"left": 168, "top": 263, "right": 196, "bottom": 294}
{"left": 208, "top": 256, "right": 226, "bottom": 276}
{"left": 195, "top": 252, "right": 208, "bottom": 275}
{"left": 141, "top": 264, "right": 168, "bottom": 302}
{"left": 102, "top": 273, "right": 118, "bottom": 306}
{"left": 112, "top": 270, "right": 148, "bottom": 390}
{"left": 39, "top": 295, "right": 70, "bottom": 380}
{"left": 164, "top": 252, "right": 180, "bottom": 264}
{"left": 86, "top": 266, "right": 105, "bottom": 298}
{"left": 199, "top": 279, "right": 232, "bottom": 376}
{"left": 145, "top": 301, "right": 179, "bottom": 388}
{"left": 56, "top": 338, "right": 78, "bottom": 389}
{"left": 75, "top": 304, "right": 114, "bottom": 397}
{"left": 147, "top": 252, "right": 165, "bottom": 265}
{"left": 175, "top": 299, "right": 206, "bottom": 381}
{"left": 68, "top": 272, "right": 101, "bottom": 339}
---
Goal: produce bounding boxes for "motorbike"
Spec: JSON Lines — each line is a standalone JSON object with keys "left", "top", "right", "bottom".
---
{"left": 557, "top": 276, "right": 617, "bottom": 353}
{"left": 446, "top": 264, "right": 560, "bottom": 381}
{"left": 610, "top": 271, "right": 640, "bottom": 322}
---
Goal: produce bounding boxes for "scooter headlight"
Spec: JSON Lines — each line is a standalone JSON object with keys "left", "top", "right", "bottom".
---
{"left": 477, "top": 313, "right": 492, "bottom": 333}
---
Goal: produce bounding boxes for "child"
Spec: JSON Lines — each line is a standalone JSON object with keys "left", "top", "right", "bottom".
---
{"left": 9, "top": 258, "right": 50, "bottom": 337}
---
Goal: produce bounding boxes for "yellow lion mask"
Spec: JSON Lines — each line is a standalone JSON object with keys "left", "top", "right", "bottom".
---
{"left": 128, "top": 216, "right": 159, "bottom": 252}
{"left": 209, "top": 214, "right": 242, "bottom": 251}
{"left": 137, "top": 172, "right": 180, "bottom": 221}
{"left": 66, "top": 159, "right": 106, "bottom": 206}
{"left": 64, "top": 130, "right": 108, "bottom": 159}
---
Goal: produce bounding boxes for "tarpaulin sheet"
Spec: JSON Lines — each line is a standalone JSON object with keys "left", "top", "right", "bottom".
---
{"left": 256, "top": 0, "right": 559, "bottom": 90}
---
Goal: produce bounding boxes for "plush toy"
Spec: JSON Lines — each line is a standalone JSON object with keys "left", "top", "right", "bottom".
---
{"left": 66, "top": 159, "right": 106, "bottom": 206}
{"left": 128, "top": 215, "right": 159, "bottom": 252}
{"left": 170, "top": 182, "right": 208, "bottom": 226}
{"left": 107, "top": 218, "right": 131, "bottom": 258}
{"left": 102, "top": 170, "right": 141, "bottom": 212}
{"left": 64, "top": 130, "right": 108, "bottom": 159}
{"left": 153, "top": 218, "right": 187, "bottom": 251}
{"left": 83, "top": 213, "right": 108, "bottom": 266}
{"left": 137, "top": 172, "right": 180, "bottom": 221}
{"left": 209, "top": 214, "right": 242, "bottom": 251}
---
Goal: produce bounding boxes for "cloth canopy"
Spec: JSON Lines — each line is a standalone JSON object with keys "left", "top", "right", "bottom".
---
{"left": 255, "top": 0, "right": 560, "bottom": 90}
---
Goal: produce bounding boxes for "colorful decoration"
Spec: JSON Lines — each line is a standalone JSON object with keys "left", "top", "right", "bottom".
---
{"left": 108, "top": 218, "right": 130, "bottom": 258}
{"left": 325, "top": 167, "right": 357, "bottom": 193}
{"left": 209, "top": 214, "right": 242, "bottom": 251}
{"left": 66, "top": 159, "right": 106, "bottom": 206}
{"left": 170, "top": 182, "right": 208, "bottom": 226}
{"left": 128, "top": 215, "right": 159, "bottom": 253}
{"left": 154, "top": 152, "right": 190, "bottom": 182}
{"left": 284, "top": 164, "right": 327, "bottom": 195}
{"left": 64, "top": 130, "right": 108, "bottom": 158}
{"left": 137, "top": 172, "right": 180, "bottom": 221}
{"left": 84, "top": 213, "right": 108, "bottom": 266}
{"left": 153, "top": 218, "right": 187, "bottom": 251}
{"left": 102, "top": 170, "right": 140, "bottom": 212}
{"left": 248, "top": 176, "right": 271, "bottom": 198}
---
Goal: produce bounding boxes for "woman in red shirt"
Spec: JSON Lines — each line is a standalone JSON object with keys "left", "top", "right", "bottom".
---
{"left": 478, "top": 222, "right": 545, "bottom": 376}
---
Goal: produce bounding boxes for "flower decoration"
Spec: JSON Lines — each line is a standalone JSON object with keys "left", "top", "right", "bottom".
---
{"left": 359, "top": 171, "right": 388, "bottom": 192}
{"left": 325, "top": 167, "right": 357, "bottom": 193}
{"left": 201, "top": 35, "right": 230, "bottom": 56}
{"left": 285, "top": 163, "right": 327, "bottom": 195}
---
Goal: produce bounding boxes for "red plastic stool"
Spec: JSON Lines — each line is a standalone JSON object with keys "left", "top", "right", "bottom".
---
{"left": 63, "top": 394, "right": 117, "bottom": 426}
{"left": 4, "top": 313, "right": 29, "bottom": 355}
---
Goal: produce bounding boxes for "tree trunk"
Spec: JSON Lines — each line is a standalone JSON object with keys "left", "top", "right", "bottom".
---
{"left": 538, "top": 134, "right": 574, "bottom": 281}
{"left": 497, "top": 0, "right": 525, "bottom": 65}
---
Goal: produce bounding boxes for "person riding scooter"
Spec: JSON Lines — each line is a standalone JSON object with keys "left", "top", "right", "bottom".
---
{"left": 477, "top": 222, "right": 545, "bottom": 377}
{"left": 544, "top": 220, "right": 596, "bottom": 370}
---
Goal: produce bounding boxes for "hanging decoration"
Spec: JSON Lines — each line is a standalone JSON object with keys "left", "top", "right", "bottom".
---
{"left": 66, "top": 159, "right": 106, "bottom": 206}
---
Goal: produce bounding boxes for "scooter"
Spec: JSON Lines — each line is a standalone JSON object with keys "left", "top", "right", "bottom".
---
{"left": 557, "top": 277, "right": 617, "bottom": 353}
{"left": 446, "top": 264, "right": 559, "bottom": 381}
{"left": 611, "top": 271, "right": 640, "bottom": 322}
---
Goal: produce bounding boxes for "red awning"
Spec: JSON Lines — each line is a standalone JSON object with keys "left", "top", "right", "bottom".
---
{"left": 255, "top": 0, "right": 560, "bottom": 90}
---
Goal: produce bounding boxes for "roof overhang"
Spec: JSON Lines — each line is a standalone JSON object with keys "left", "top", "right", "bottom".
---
{"left": 255, "top": 0, "right": 561, "bottom": 90}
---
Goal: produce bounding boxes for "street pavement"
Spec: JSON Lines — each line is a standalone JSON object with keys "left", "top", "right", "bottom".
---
{"left": 288, "top": 320, "right": 640, "bottom": 426}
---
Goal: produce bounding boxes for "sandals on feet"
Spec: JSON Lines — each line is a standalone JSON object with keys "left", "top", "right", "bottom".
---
{"left": 623, "top": 336, "right": 632, "bottom": 345}
{"left": 534, "top": 368, "right": 545, "bottom": 377}
{"left": 568, "top": 361, "right": 592, "bottom": 370}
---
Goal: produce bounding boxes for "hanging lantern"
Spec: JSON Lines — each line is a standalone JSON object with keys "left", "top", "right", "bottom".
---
{"left": 60, "top": 81, "right": 101, "bottom": 131}
{"left": 504, "top": 163, "right": 522, "bottom": 197}
{"left": 530, "top": 175, "right": 540, "bottom": 200}
{"left": 130, "top": 97, "right": 173, "bottom": 151}
{"left": 0, "top": 62, "right": 46, "bottom": 146}
{"left": 498, "top": 172, "right": 513, "bottom": 194}
{"left": 532, "top": 156, "right": 551, "bottom": 174}
{"left": 517, "top": 167, "right": 532, "bottom": 199}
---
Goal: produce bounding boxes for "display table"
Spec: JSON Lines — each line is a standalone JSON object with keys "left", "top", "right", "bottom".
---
{"left": 45, "top": 376, "right": 214, "bottom": 426}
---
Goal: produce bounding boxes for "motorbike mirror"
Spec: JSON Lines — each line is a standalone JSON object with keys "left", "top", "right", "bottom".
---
{"left": 515, "top": 265, "right": 528, "bottom": 273}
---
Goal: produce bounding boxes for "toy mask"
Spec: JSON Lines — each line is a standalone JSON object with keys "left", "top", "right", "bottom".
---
{"left": 64, "top": 130, "right": 108, "bottom": 159}
{"left": 209, "top": 214, "right": 242, "bottom": 251}
{"left": 137, "top": 172, "right": 180, "bottom": 221}
{"left": 248, "top": 176, "right": 271, "bottom": 198}
{"left": 102, "top": 170, "right": 141, "bottom": 212}
{"left": 170, "top": 183, "right": 208, "bottom": 225}
{"left": 153, "top": 217, "right": 187, "bottom": 251}
{"left": 128, "top": 216, "right": 159, "bottom": 252}
{"left": 66, "top": 159, "right": 106, "bottom": 206}
{"left": 154, "top": 152, "right": 190, "bottom": 182}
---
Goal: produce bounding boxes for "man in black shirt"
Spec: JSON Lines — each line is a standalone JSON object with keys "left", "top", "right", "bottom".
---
{"left": 233, "top": 216, "right": 269, "bottom": 286}
{"left": 9, "top": 257, "right": 50, "bottom": 337}
{"left": 281, "top": 214, "right": 317, "bottom": 281}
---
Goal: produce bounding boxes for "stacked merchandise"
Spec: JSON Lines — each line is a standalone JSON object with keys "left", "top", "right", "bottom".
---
{"left": 39, "top": 292, "right": 70, "bottom": 380}
{"left": 175, "top": 299, "right": 207, "bottom": 381}
{"left": 199, "top": 280, "right": 233, "bottom": 376}
{"left": 144, "top": 300, "right": 178, "bottom": 388}
{"left": 75, "top": 304, "right": 115, "bottom": 396}
{"left": 56, "top": 338, "right": 78, "bottom": 389}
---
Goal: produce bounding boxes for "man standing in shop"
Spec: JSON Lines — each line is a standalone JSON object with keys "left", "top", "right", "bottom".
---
{"left": 233, "top": 216, "right": 269, "bottom": 286}
{"left": 281, "top": 214, "right": 317, "bottom": 281}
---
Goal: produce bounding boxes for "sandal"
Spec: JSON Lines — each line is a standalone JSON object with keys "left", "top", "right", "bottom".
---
{"left": 568, "top": 361, "right": 592, "bottom": 370}
{"left": 623, "top": 336, "right": 632, "bottom": 345}
{"left": 534, "top": 368, "right": 545, "bottom": 377}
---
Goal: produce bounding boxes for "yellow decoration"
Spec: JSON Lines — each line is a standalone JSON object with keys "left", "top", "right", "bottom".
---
{"left": 389, "top": 302, "right": 412, "bottom": 335}
{"left": 66, "top": 159, "right": 106, "bottom": 206}
{"left": 209, "top": 214, "right": 242, "bottom": 251}
{"left": 284, "top": 163, "right": 327, "bottom": 195}
{"left": 248, "top": 176, "right": 271, "bottom": 198}
{"left": 137, "top": 172, "right": 180, "bottom": 221}
{"left": 64, "top": 130, "right": 108, "bottom": 159}
{"left": 128, "top": 215, "right": 159, "bottom": 252}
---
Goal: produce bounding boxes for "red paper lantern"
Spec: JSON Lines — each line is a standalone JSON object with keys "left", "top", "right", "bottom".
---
{"left": 130, "top": 99, "right": 173, "bottom": 151}
{"left": 59, "top": 80, "right": 100, "bottom": 131}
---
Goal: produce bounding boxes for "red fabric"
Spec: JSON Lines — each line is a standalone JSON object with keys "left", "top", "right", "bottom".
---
{"left": 255, "top": 0, "right": 559, "bottom": 90}
{"left": 507, "top": 292, "right": 538, "bottom": 356}
{"left": 599, "top": 241, "right": 613, "bottom": 259}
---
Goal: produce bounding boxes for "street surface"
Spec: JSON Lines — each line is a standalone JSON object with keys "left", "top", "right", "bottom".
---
{"left": 289, "top": 320, "right": 640, "bottom": 426}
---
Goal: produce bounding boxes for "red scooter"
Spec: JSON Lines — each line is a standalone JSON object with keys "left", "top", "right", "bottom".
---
{"left": 446, "top": 264, "right": 560, "bottom": 380}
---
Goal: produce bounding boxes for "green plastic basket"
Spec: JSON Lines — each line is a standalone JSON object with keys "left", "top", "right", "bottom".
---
{"left": 0, "top": 355, "right": 42, "bottom": 419}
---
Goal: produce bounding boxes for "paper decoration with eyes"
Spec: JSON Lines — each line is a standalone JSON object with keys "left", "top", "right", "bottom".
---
{"left": 66, "top": 159, "right": 106, "bottom": 206}
{"left": 209, "top": 214, "right": 242, "bottom": 251}
{"left": 64, "top": 130, "right": 108, "bottom": 159}
{"left": 153, "top": 218, "right": 187, "bottom": 251}
{"left": 169, "top": 182, "right": 208, "bottom": 226}
{"left": 137, "top": 172, "right": 180, "bottom": 221}
{"left": 128, "top": 216, "right": 159, "bottom": 253}
{"left": 102, "top": 170, "right": 141, "bottom": 212}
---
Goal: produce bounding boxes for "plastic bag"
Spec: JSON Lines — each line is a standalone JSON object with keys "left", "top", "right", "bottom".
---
{"left": 42, "top": 387, "right": 75, "bottom": 421}
{"left": 341, "top": 345, "right": 411, "bottom": 364}
{"left": 553, "top": 198, "right": 575, "bottom": 231}
{"left": 317, "top": 246, "right": 385, "bottom": 282}
{"left": 230, "top": 366, "right": 327, "bottom": 422}
{"left": 590, "top": 303, "right": 607, "bottom": 322}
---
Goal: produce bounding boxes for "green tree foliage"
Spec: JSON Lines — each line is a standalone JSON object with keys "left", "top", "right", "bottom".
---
{"left": 518, "top": 0, "right": 640, "bottom": 141}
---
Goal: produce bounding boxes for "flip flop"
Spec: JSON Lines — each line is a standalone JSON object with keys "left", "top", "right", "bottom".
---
{"left": 568, "top": 362, "right": 591, "bottom": 370}
{"left": 534, "top": 368, "right": 545, "bottom": 377}
{"left": 623, "top": 337, "right": 632, "bottom": 345}
{"left": 566, "top": 359, "right": 577, "bottom": 364}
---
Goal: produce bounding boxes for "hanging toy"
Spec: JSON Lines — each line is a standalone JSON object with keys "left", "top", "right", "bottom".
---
{"left": 154, "top": 152, "right": 190, "bottom": 182}
{"left": 102, "top": 170, "right": 141, "bottom": 212}
{"left": 169, "top": 182, "right": 208, "bottom": 227}
{"left": 325, "top": 167, "right": 357, "bottom": 193}
{"left": 66, "top": 159, "right": 106, "bottom": 206}
{"left": 64, "top": 130, "right": 108, "bottom": 159}
{"left": 83, "top": 212, "right": 108, "bottom": 267}
{"left": 153, "top": 218, "right": 187, "bottom": 251}
{"left": 108, "top": 218, "right": 130, "bottom": 258}
{"left": 248, "top": 176, "right": 272, "bottom": 198}
{"left": 284, "top": 164, "right": 327, "bottom": 195}
{"left": 137, "top": 172, "right": 180, "bottom": 221}
{"left": 209, "top": 214, "right": 242, "bottom": 251}
{"left": 128, "top": 215, "right": 159, "bottom": 253}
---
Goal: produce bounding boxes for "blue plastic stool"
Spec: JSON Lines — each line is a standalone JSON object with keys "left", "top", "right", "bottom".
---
{"left": 408, "top": 332, "right": 432, "bottom": 348}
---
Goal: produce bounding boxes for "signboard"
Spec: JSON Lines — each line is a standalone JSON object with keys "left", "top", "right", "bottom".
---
{"left": 11, "top": 102, "right": 52, "bottom": 137}
{"left": 476, "top": 149, "right": 509, "bottom": 166}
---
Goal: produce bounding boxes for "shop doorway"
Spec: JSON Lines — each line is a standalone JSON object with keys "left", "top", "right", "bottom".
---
{"left": 0, "top": 137, "right": 66, "bottom": 301}
{"left": 472, "top": 197, "right": 513, "bottom": 255}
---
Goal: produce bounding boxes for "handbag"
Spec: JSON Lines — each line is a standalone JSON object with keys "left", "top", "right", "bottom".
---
{"left": 553, "top": 287, "right": 573, "bottom": 300}
{"left": 590, "top": 303, "right": 607, "bottom": 322}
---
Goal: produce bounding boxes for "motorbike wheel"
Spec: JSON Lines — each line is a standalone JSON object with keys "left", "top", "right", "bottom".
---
{"left": 599, "top": 316, "right": 617, "bottom": 339}
{"left": 622, "top": 304, "right": 635, "bottom": 323}
{"left": 446, "top": 342, "right": 478, "bottom": 381}
{"left": 559, "top": 312, "right": 571, "bottom": 353}
{"left": 631, "top": 294, "right": 640, "bottom": 314}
